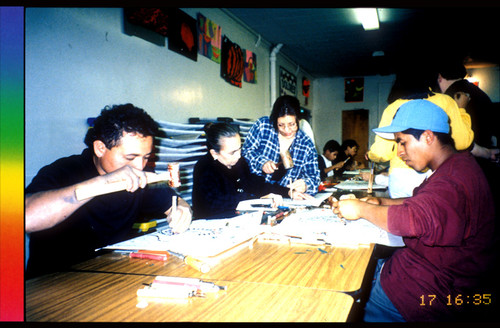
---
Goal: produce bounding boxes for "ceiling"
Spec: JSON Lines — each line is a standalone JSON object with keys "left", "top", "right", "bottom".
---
{"left": 224, "top": 7, "right": 500, "bottom": 78}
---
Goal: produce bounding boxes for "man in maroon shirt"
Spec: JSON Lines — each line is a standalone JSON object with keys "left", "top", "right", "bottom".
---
{"left": 332, "top": 99, "right": 495, "bottom": 322}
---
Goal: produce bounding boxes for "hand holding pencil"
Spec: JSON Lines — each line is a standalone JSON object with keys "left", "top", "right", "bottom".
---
{"left": 166, "top": 196, "right": 192, "bottom": 234}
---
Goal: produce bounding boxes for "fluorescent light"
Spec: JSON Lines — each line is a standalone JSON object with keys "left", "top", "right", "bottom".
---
{"left": 355, "top": 8, "right": 379, "bottom": 30}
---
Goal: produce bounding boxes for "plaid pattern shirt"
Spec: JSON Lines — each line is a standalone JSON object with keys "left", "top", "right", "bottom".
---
{"left": 242, "top": 116, "right": 320, "bottom": 194}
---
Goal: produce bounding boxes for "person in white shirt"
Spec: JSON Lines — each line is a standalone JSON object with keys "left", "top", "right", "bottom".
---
{"left": 317, "top": 139, "right": 345, "bottom": 181}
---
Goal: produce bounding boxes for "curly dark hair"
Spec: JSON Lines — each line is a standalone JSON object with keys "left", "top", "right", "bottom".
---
{"left": 84, "top": 104, "right": 159, "bottom": 150}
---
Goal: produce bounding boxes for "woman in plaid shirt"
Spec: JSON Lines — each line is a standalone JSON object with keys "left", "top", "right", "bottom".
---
{"left": 242, "top": 96, "right": 320, "bottom": 196}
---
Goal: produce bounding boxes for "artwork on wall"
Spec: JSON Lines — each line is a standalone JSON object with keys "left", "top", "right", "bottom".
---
{"left": 197, "top": 13, "right": 221, "bottom": 64}
{"left": 243, "top": 49, "right": 257, "bottom": 84}
{"left": 124, "top": 8, "right": 169, "bottom": 37}
{"left": 168, "top": 8, "right": 198, "bottom": 62}
{"left": 221, "top": 35, "right": 244, "bottom": 88}
{"left": 280, "top": 67, "right": 297, "bottom": 96}
{"left": 302, "top": 77, "right": 310, "bottom": 105}
{"left": 344, "top": 77, "right": 364, "bottom": 102}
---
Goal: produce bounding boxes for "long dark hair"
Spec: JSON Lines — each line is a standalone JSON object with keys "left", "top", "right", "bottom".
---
{"left": 387, "top": 67, "right": 435, "bottom": 104}
{"left": 269, "top": 95, "right": 300, "bottom": 130}
{"left": 204, "top": 122, "right": 239, "bottom": 152}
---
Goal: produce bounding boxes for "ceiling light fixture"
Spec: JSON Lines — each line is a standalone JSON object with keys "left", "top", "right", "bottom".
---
{"left": 355, "top": 8, "right": 379, "bottom": 31}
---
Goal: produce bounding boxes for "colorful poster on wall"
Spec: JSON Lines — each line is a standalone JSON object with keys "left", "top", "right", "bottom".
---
{"left": 279, "top": 67, "right": 297, "bottom": 96}
{"left": 243, "top": 49, "right": 257, "bottom": 84}
{"left": 168, "top": 8, "right": 197, "bottom": 62}
{"left": 344, "top": 77, "right": 364, "bottom": 102}
{"left": 197, "top": 13, "right": 221, "bottom": 64}
{"left": 302, "top": 77, "right": 310, "bottom": 105}
{"left": 124, "top": 8, "right": 169, "bottom": 37}
{"left": 221, "top": 35, "right": 244, "bottom": 88}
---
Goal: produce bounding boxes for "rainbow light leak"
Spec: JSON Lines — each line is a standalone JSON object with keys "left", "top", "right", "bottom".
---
{"left": 0, "top": 7, "right": 24, "bottom": 322}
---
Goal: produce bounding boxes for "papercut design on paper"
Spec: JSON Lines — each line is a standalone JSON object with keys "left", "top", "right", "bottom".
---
{"left": 280, "top": 67, "right": 297, "bottom": 96}
{"left": 197, "top": 13, "right": 221, "bottom": 64}
{"left": 221, "top": 35, "right": 244, "bottom": 88}
{"left": 125, "top": 7, "right": 169, "bottom": 37}
{"left": 302, "top": 77, "right": 310, "bottom": 105}
{"left": 168, "top": 8, "right": 197, "bottom": 61}
{"left": 243, "top": 49, "right": 257, "bottom": 84}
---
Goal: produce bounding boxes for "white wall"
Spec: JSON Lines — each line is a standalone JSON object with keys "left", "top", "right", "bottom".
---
{"left": 25, "top": 7, "right": 313, "bottom": 185}
{"left": 312, "top": 65, "right": 500, "bottom": 154}
{"left": 313, "top": 75, "right": 395, "bottom": 152}
{"left": 467, "top": 66, "right": 500, "bottom": 102}
{"left": 25, "top": 7, "right": 500, "bottom": 185}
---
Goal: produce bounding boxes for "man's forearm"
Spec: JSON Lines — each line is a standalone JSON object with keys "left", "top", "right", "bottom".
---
{"left": 358, "top": 201, "right": 390, "bottom": 231}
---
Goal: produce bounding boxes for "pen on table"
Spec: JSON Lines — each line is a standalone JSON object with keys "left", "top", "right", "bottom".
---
{"left": 166, "top": 250, "right": 211, "bottom": 273}
{"left": 152, "top": 276, "right": 226, "bottom": 291}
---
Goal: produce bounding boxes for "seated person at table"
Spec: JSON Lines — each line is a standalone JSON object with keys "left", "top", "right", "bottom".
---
{"left": 333, "top": 139, "right": 363, "bottom": 174}
{"left": 242, "top": 95, "right": 320, "bottom": 195}
{"left": 332, "top": 100, "right": 495, "bottom": 322}
{"left": 192, "top": 123, "right": 312, "bottom": 219}
{"left": 25, "top": 104, "right": 192, "bottom": 278}
{"left": 318, "top": 139, "right": 344, "bottom": 181}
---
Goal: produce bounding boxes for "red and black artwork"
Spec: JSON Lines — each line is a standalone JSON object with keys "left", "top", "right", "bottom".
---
{"left": 221, "top": 35, "right": 244, "bottom": 88}
{"left": 124, "top": 8, "right": 169, "bottom": 37}
{"left": 168, "top": 8, "right": 197, "bottom": 62}
{"left": 302, "top": 77, "right": 310, "bottom": 105}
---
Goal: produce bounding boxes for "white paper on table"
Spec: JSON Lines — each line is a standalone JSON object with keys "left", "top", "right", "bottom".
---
{"left": 283, "top": 192, "right": 332, "bottom": 208}
{"left": 335, "top": 180, "right": 386, "bottom": 190}
{"left": 102, "top": 212, "right": 265, "bottom": 258}
{"left": 273, "top": 208, "right": 404, "bottom": 247}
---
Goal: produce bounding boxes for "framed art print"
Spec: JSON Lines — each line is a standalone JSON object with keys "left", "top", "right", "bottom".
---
{"left": 344, "top": 77, "right": 364, "bottom": 102}
{"left": 168, "top": 8, "right": 197, "bottom": 62}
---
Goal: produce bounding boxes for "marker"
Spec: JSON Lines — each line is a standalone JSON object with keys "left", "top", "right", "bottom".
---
{"left": 340, "top": 264, "right": 345, "bottom": 270}
{"left": 130, "top": 252, "right": 168, "bottom": 261}
{"left": 167, "top": 250, "right": 211, "bottom": 273}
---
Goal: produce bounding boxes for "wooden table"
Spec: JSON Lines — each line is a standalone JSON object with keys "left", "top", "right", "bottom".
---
{"left": 26, "top": 240, "right": 375, "bottom": 322}
{"left": 72, "top": 241, "right": 374, "bottom": 293}
{"left": 26, "top": 271, "right": 355, "bottom": 322}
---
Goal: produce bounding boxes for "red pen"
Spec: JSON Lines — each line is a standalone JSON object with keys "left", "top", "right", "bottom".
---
{"left": 130, "top": 252, "right": 168, "bottom": 261}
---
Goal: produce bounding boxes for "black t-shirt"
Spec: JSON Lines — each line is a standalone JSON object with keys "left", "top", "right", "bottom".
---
{"left": 26, "top": 148, "right": 176, "bottom": 278}
{"left": 192, "top": 154, "right": 289, "bottom": 219}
